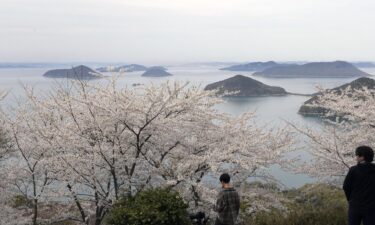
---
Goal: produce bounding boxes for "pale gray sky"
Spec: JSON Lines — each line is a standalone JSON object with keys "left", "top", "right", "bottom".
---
{"left": 1, "top": 0, "right": 374, "bottom": 64}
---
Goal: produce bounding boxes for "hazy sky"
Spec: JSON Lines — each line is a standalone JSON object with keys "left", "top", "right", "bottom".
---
{"left": 1, "top": 0, "right": 375, "bottom": 64}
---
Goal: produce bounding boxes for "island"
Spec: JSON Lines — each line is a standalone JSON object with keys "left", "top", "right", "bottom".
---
{"left": 299, "top": 77, "right": 375, "bottom": 117}
{"left": 204, "top": 74, "right": 287, "bottom": 97}
{"left": 220, "top": 61, "right": 280, "bottom": 72}
{"left": 142, "top": 66, "right": 172, "bottom": 77}
{"left": 96, "top": 64, "right": 148, "bottom": 73}
{"left": 253, "top": 61, "right": 370, "bottom": 78}
{"left": 43, "top": 65, "right": 102, "bottom": 79}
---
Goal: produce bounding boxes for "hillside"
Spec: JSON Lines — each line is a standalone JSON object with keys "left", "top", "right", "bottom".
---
{"left": 204, "top": 75, "right": 287, "bottom": 97}
{"left": 220, "top": 61, "right": 280, "bottom": 71}
{"left": 43, "top": 65, "right": 102, "bottom": 79}
{"left": 253, "top": 61, "right": 370, "bottom": 78}
{"left": 142, "top": 66, "right": 172, "bottom": 77}
{"left": 299, "top": 77, "right": 375, "bottom": 116}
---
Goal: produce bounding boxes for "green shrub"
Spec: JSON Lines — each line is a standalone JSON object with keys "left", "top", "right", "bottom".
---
{"left": 10, "top": 195, "right": 33, "bottom": 208}
{"left": 242, "top": 184, "right": 348, "bottom": 225}
{"left": 105, "top": 188, "right": 191, "bottom": 225}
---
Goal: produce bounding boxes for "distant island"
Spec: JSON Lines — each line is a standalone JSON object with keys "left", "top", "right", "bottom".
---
{"left": 96, "top": 64, "right": 148, "bottom": 72}
{"left": 253, "top": 61, "right": 370, "bottom": 78}
{"left": 142, "top": 66, "right": 172, "bottom": 77}
{"left": 43, "top": 65, "right": 102, "bottom": 79}
{"left": 299, "top": 77, "right": 375, "bottom": 117}
{"left": 220, "top": 61, "right": 280, "bottom": 72}
{"left": 0, "top": 63, "right": 63, "bottom": 69}
{"left": 204, "top": 75, "right": 287, "bottom": 97}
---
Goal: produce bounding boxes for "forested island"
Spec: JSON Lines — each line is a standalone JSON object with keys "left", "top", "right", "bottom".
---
{"left": 253, "top": 61, "right": 369, "bottom": 78}
{"left": 220, "top": 61, "right": 280, "bottom": 71}
{"left": 204, "top": 74, "right": 287, "bottom": 96}
{"left": 43, "top": 65, "right": 102, "bottom": 79}
{"left": 142, "top": 66, "right": 172, "bottom": 77}
{"left": 299, "top": 77, "right": 375, "bottom": 116}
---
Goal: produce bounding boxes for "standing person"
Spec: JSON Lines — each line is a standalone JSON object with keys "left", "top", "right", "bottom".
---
{"left": 343, "top": 146, "right": 375, "bottom": 225}
{"left": 214, "top": 173, "right": 240, "bottom": 225}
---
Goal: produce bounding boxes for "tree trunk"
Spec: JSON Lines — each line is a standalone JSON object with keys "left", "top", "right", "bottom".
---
{"left": 32, "top": 198, "right": 38, "bottom": 225}
{"left": 192, "top": 185, "right": 200, "bottom": 207}
{"left": 67, "top": 184, "right": 86, "bottom": 223}
{"left": 32, "top": 173, "right": 38, "bottom": 225}
{"left": 111, "top": 169, "right": 119, "bottom": 200}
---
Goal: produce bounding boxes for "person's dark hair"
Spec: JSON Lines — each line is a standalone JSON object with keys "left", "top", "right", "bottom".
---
{"left": 356, "top": 146, "right": 374, "bottom": 162}
{"left": 219, "top": 173, "right": 230, "bottom": 183}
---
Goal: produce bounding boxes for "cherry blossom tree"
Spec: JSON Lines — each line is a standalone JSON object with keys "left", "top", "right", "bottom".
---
{"left": 0, "top": 91, "right": 56, "bottom": 225}
{"left": 0, "top": 79, "right": 293, "bottom": 224}
{"left": 313, "top": 86, "right": 375, "bottom": 127}
{"left": 0, "top": 91, "right": 10, "bottom": 160}
{"left": 291, "top": 85, "right": 375, "bottom": 180}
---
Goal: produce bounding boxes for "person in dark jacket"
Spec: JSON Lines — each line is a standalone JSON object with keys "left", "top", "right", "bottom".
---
{"left": 214, "top": 173, "right": 240, "bottom": 225}
{"left": 343, "top": 146, "right": 375, "bottom": 225}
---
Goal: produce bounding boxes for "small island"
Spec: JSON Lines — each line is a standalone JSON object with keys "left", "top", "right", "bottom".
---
{"left": 220, "top": 61, "right": 280, "bottom": 72}
{"left": 43, "top": 65, "right": 102, "bottom": 79}
{"left": 96, "top": 64, "right": 148, "bottom": 73}
{"left": 253, "top": 61, "right": 370, "bottom": 78}
{"left": 204, "top": 75, "right": 287, "bottom": 97}
{"left": 299, "top": 77, "right": 375, "bottom": 117}
{"left": 142, "top": 66, "right": 172, "bottom": 77}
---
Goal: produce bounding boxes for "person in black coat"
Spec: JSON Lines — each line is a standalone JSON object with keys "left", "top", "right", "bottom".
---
{"left": 343, "top": 146, "right": 375, "bottom": 225}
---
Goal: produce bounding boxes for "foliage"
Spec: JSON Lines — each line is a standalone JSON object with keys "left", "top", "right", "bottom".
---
{"left": 243, "top": 184, "right": 348, "bottom": 225}
{"left": 105, "top": 188, "right": 191, "bottom": 225}
{"left": 239, "top": 181, "right": 288, "bottom": 218}
{"left": 10, "top": 195, "right": 33, "bottom": 208}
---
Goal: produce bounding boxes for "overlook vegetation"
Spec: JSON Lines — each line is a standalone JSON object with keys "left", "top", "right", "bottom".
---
{"left": 105, "top": 188, "right": 191, "bottom": 225}
{"left": 104, "top": 184, "right": 348, "bottom": 225}
{"left": 243, "top": 184, "right": 348, "bottom": 225}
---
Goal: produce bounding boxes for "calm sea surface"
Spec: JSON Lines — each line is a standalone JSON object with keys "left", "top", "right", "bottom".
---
{"left": 1, "top": 66, "right": 374, "bottom": 188}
